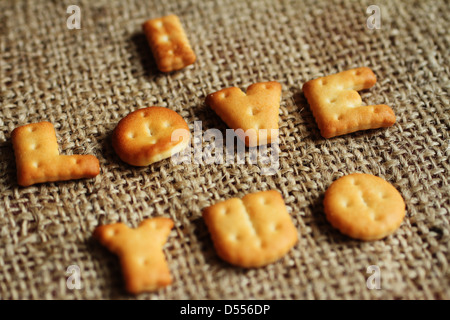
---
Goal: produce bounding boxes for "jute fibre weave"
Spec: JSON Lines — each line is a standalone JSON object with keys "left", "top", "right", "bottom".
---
{"left": 0, "top": 0, "right": 449, "bottom": 299}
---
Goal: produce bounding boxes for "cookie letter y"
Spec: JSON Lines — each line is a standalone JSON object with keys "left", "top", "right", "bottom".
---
{"left": 94, "top": 218, "right": 174, "bottom": 294}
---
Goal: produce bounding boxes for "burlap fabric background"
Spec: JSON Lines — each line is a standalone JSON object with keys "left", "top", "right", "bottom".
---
{"left": 0, "top": 0, "right": 448, "bottom": 300}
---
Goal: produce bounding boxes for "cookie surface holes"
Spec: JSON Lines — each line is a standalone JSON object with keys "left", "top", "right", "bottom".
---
{"left": 271, "top": 223, "right": 281, "bottom": 232}
{"left": 374, "top": 212, "right": 384, "bottom": 221}
{"left": 229, "top": 234, "right": 238, "bottom": 241}
{"left": 107, "top": 229, "right": 118, "bottom": 237}
{"left": 127, "top": 132, "right": 136, "bottom": 139}
{"left": 145, "top": 124, "right": 152, "bottom": 136}
{"left": 360, "top": 195, "right": 368, "bottom": 206}
{"left": 373, "top": 107, "right": 383, "bottom": 114}
{"left": 160, "top": 34, "right": 170, "bottom": 42}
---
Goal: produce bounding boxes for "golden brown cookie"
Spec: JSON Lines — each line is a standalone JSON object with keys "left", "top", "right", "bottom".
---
{"left": 324, "top": 173, "right": 406, "bottom": 241}
{"left": 11, "top": 121, "right": 100, "bottom": 187}
{"left": 205, "top": 82, "right": 282, "bottom": 147}
{"left": 142, "top": 14, "right": 196, "bottom": 72}
{"left": 203, "top": 190, "right": 298, "bottom": 268}
{"left": 112, "top": 107, "right": 190, "bottom": 166}
{"left": 302, "top": 67, "right": 396, "bottom": 138}
{"left": 94, "top": 217, "right": 174, "bottom": 294}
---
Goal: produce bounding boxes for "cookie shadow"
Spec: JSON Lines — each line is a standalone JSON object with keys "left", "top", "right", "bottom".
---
{"left": 98, "top": 129, "right": 139, "bottom": 171}
{"left": 98, "top": 130, "right": 122, "bottom": 168}
{"left": 128, "top": 33, "right": 160, "bottom": 81}
{"left": 0, "top": 143, "right": 19, "bottom": 187}
{"left": 291, "top": 88, "right": 391, "bottom": 143}
{"left": 308, "top": 192, "right": 365, "bottom": 247}
{"left": 85, "top": 237, "right": 132, "bottom": 298}
{"left": 191, "top": 98, "right": 229, "bottom": 133}
{"left": 97, "top": 128, "right": 174, "bottom": 180}
{"left": 190, "top": 217, "right": 242, "bottom": 272}
{"left": 128, "top": 32, "right": 195, "bottom": 81}
{"left": 190, "top": 215, "right": 304, "bottom": 278}
{"left": 291, "top": 89, "right": 323, "bottom": 141}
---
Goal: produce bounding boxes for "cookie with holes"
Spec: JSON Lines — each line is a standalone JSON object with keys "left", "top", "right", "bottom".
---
{"left": 11, "top": 121, "right": 100, "bottom": 186}
{"left": 323, "top": 173, "right": 406, "bottom": 241}
{"left": 142, "top": 14, "right": 196, "bottom": 72}
{"left": 202, "top": 190, "right": 298, "bottom": 268}
{"left": 302, "top": 67, "right": 396, "bottom": 138}
{"left": 94, "top": 217, "right": 174, "bottom": 294}
{"left": 205, "top": 81, "right": 282, "bottom": 147}
{"left": 112, "top": 107, "right": 190, "bottom": 166}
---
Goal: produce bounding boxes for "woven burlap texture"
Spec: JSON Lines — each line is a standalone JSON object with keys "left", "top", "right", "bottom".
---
{"left": 0, "top": 0, "right": 449, "bottom": 299}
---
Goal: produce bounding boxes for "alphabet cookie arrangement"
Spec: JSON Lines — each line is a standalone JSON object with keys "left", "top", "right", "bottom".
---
{"left": 10, "top": 14, "right": 406, "bottom": 294}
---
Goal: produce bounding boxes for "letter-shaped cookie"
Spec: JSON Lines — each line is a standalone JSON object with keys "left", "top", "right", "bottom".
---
{"left": 324, "top": 173, "right": 405, "bottom": 241}
{"left": 203, "top": 190, "right": 297, "bottom": 268}
{"left": 206, "top": 82, "right": 282, "bottom": 147}
{"left": 11, "top": 122, "right": 100, "bottom": 187}
{"left": 302, "top": 67, "right": 396, "bottom": 138}
{"left": 112, "top": 107, "right": 190, "bottom": 166}
{"left": 142, "top": 14, "right": 196, "bottom": 72}
{"left": 94, "top": 218, "right": 174, "bottom": 294}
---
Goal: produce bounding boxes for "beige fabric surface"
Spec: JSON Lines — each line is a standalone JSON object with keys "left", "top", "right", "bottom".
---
{"left": 0, "top": 0, "right": 449, "bottom": 299}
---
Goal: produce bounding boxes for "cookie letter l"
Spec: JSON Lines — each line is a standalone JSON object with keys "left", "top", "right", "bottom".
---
{"left": 11, "top": 121, "right": 99, "bottom": 186}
